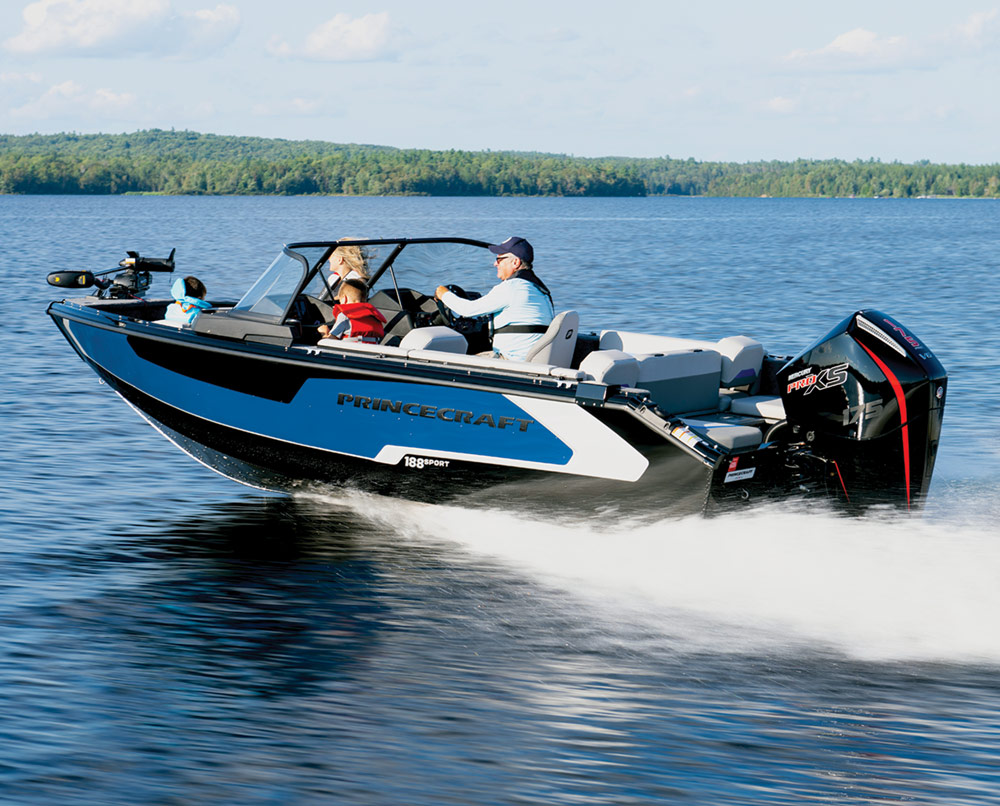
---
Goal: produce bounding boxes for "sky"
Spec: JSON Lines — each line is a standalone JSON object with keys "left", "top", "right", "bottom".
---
{"left": 1, "top": 0, "right": 998, "bottom": 163}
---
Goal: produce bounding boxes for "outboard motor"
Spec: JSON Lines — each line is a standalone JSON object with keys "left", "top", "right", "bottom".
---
{"left": 777, "top": 310, "right": 946, "bottom": 510}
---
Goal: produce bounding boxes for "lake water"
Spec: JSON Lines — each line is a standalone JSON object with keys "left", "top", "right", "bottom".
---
{"left": 2, "top": 195, "right": 1000, "bottom": 804}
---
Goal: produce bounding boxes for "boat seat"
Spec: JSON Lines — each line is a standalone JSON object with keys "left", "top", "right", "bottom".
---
{"left": 153, "top": 319, "right": 188, "bottom": 328}
{"left": 578, "top": 350, "right": 639, "bottom": 386}
{"left": 715, "top": 336, "right": 765, "bottom": 388}
{"left": 600, "top": 331, "right": 713, "bottom": 354}
{"left": 525, "top": 310, "right": 579, "bottom": 366}
{"left": 399, "top": 326, "right": 468, "bottom": 353}
{"left": 579, "top": 348, "right": 723, "bottom": 413}
{"left": 729, "top": 395, "right": 786, "bottom": 421}
{"left": 634, "top": 349, "right": 722, "bottom": 413}
{"left": 599, "top": 330, "right": 765, "bottom": 388}
{"left": 682, "top": 415, "right": 764, "bottom": 450}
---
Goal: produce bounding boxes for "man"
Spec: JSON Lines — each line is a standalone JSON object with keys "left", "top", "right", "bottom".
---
{"left": 435, "top": 236, "right": 554, "bottom": 361}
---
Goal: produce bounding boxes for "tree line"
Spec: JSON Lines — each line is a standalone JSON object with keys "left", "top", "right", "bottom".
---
{"left": 1, "top": 131, "right": 997, "bottom": 198}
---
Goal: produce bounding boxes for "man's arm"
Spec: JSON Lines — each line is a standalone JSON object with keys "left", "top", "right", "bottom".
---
{"left": 435, "top": 283, "right": 510, "bottom": 318}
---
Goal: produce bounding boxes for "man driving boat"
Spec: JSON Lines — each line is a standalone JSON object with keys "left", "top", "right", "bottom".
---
{"left": 434, "top": 236, "right": 554, "bottom": 360}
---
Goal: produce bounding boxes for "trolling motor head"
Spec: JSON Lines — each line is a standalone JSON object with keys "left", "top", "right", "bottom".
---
{"left": 777, "top": 310, "right": 947, "bottom": 510}
{"left": 47, "top": 248, "right": 175, "bottom": 299}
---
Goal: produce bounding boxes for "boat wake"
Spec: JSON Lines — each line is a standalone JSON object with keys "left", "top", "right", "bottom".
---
{"left": 303, "top": 486, "right": 1000, "bottom": 665}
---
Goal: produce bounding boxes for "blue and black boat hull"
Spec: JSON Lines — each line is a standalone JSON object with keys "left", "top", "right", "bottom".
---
{"left": 49, "top": 300, "right": 716, "bottom": 515}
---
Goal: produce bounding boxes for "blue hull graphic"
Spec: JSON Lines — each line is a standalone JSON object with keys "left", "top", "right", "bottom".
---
{"left": 68, "top": 320, "right": 574, "bottom": 468}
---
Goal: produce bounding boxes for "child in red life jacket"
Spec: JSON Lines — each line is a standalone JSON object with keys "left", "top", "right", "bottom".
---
{"left": 318, "top": 279, "right": 386, "bottom": 343}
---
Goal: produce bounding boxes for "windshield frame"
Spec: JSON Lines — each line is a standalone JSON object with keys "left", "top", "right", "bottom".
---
{"left": 231, "top": 246, "right": 313, "bottom": 323}
{"left": 288, "top": 237, "right": 491, "bottom": 323}
{"left": 231, "top": 237, "right": 492, "bottom": 325}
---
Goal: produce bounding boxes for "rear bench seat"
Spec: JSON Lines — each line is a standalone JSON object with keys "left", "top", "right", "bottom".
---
{"left": 579, "top": 348, "right": 723, "bottom": 414}
{"left": 599, "top": 330, "right": 765, "bottom": 389}
{"left": 580, "top": 331, "right": 766, "bottom": 416}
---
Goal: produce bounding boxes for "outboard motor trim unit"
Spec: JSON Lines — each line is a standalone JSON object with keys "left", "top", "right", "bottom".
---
{"left": 777, "top": 310, "right": 947, "bottom": 510}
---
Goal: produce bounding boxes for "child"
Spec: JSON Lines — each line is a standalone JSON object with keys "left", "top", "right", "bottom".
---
{"left": 318, "top": 279, "right": 386, "bottom": 343}
{"left": 165, "top": 276, "right": 211, "bottom": 324}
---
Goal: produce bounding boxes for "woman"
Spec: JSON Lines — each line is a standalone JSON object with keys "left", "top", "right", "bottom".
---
{"left": 327, "top": 240, "right": 369, "bottom": 289}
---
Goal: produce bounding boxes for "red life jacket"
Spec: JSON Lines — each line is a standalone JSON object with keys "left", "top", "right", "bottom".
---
{"left": 332, "top": 302, "right": 386, "bottom": 341}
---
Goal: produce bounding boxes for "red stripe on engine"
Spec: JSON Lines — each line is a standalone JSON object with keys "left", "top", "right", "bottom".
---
{"left": 832, "top": 460, "right": 851, "bottom": 503}
{"left": 858, "top": 341, "right": 911, "bottom": 509}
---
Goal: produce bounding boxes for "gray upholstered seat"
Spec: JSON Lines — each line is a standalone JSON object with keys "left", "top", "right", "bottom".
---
{"left": 525, "top": 310, "right": 579, "bottom": 366}
{"left": 579, "top": 348, "right": 723, "bottom": 414}
{"left": 399, "top": 326, "right": 468, "bottom": 353}
{"left": 729, "top": 395, "right": 786, "bottom": 421}
{"left": 634, "top": 349, "right": 722, "bottom": 413}
{"left": 599, "top": 330, "right": 765, "bottom": 388}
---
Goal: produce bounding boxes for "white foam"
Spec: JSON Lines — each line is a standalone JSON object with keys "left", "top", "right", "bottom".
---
{"left": 302, "top": 488, "right": 1000, "bottom": 664}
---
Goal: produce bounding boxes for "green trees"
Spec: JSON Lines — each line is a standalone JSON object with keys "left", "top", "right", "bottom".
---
{"left": 0, "top": 131, "right": 997, "bottom": 197}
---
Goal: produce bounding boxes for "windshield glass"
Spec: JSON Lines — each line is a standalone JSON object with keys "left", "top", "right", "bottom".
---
{"left": 371, "top": 241, "right": 493, "bottom": 298}
{"left": 298, "top": 241, "right": 493, "bottom": 302}
{"left": 301, "top": 243, "right": 398, "bottom": 301}
{"left": 233, "top": 249, "right": 308, "bottom": 319}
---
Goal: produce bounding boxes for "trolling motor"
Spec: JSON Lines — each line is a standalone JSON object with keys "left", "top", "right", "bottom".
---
{"left": 47, "top": 249, "right": 175, "bottom": 299}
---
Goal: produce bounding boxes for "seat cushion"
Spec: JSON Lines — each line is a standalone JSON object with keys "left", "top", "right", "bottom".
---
{"left": 729, "top": 395, "right": 786, "bottom": 421}
{"left": 715, "top": 336, "right": 765, "bottom": 387}
{"left": 599, "top": 330, "right": 714, "bottom": 354}
{"left": 399, "top": 326, "right": 468, "bottom": 353}
{"left": 579, "top": 349, "right": 639, "bottom": 387}
{"left": 686, "top": 423, "right": 764, "bottom": 450}
{"left": 633, "top": 349, "right": 722, "bottom": 414}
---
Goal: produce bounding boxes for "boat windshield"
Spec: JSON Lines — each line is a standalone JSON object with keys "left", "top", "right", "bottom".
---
{"left": 300, "top": 243, "right": 398, "bottom": 300}
{"left": 233, "top": 249, "right": 311, "bottom": 320}
{"left": 298, "top": 240, "right": 494, "bottom": 302}
{"left": 373, "top": 241, "right": 494, "bottom": 295}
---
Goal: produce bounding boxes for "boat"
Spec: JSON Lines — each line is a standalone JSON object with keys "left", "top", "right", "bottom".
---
{"left": 46, "top": 238, "right": 947, "bottom": 516}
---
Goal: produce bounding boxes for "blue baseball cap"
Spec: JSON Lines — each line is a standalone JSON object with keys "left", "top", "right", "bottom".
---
{"left": 489, "top": 236, "right": 533, "bottom": 264}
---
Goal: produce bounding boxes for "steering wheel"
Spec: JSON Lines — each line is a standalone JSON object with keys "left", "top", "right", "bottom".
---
{"left": 435, "top": 284, "right": 474, "bottom": 328}
{"left": 291, "top": 294, "right": 335, "bottom": 327}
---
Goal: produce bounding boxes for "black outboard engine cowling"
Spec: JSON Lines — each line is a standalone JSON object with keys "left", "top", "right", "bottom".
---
{"left": 777, "top": 310, "right": 946, "bottom": 510}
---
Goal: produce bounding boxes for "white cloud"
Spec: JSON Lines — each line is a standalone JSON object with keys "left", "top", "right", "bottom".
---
{"left": 765, "top": 96, "right": 797, "bottom": 113}
{"left": 953, "top": 9, "right": 1000, "bottom": 47}
{"left": 267, "top": 12, "right": 394, "bottom": 62}
{"left": 808, "top": 28, "right": 902, "bottom": 58}
{"left": 786, "top": 27, "right": 917, "bottom": 71}
{"left": 174, "top": 4, "right": 240, "bottom": 56}
{"left": 3, "top": 0, "right": 240, "bottom": 57}
{"left": 9, "top": 79, "right": 136, "bottom": 119}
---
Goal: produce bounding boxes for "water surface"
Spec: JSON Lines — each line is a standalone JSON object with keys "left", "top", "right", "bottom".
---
{"left": 2, "top": 196, "right": 999, "bottom": 804}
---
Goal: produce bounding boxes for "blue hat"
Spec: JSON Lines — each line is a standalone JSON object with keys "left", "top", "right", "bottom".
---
{"left": 489, "top": 236, "right": 533, "bottom": 264}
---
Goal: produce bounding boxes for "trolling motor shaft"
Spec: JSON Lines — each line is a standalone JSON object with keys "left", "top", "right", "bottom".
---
{"left": 47, "top": 249, "right": 175, "bottom": 298}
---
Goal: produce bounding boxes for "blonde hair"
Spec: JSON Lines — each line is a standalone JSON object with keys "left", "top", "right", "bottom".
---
{"left": 330, "top": 238, "right": 370, "bottom": 280}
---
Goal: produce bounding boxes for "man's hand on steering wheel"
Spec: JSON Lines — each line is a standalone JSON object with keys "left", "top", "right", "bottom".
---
{"left": 434, "top": 284, "right": 470, "bottom": 327}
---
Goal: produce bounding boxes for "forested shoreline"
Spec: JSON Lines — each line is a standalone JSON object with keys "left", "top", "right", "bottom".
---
{"left": 2, "top": 130, "right": 998, "bottom": 198}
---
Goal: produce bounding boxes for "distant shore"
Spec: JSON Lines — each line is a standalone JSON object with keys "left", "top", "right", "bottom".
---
{"left": 2, "top": 130, "right": 998, "bottom": 198}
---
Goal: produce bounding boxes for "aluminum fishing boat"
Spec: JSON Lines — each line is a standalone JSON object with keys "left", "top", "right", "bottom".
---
{"left": 47, "top": 238, "right": 947, "bottom": 515}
